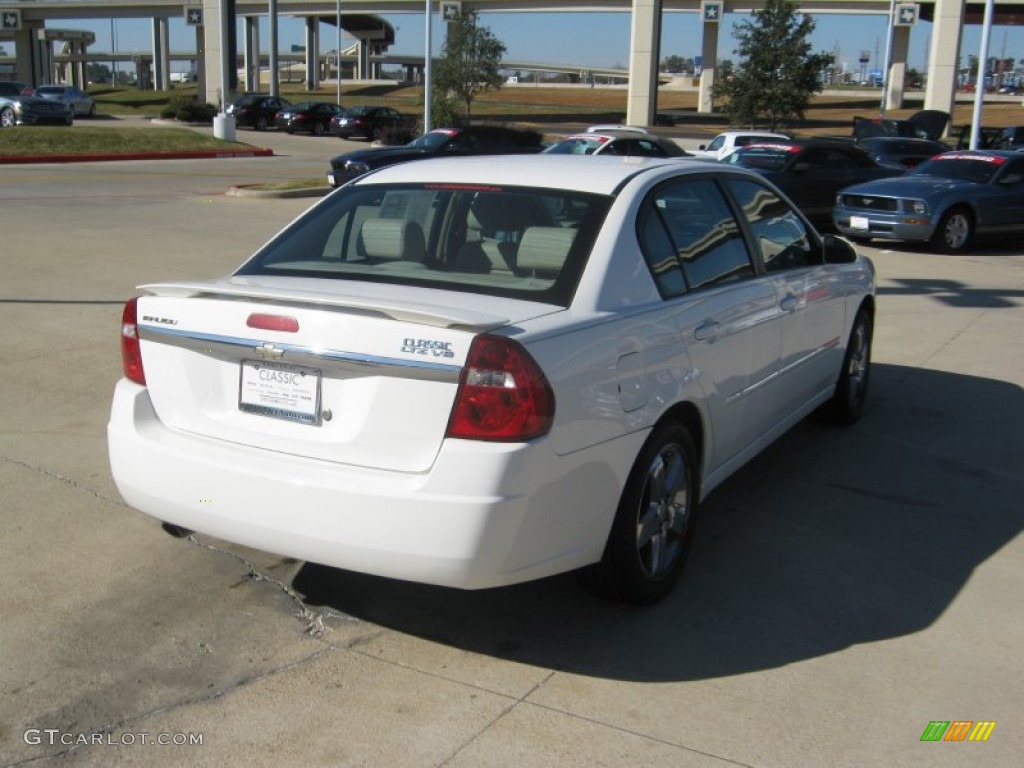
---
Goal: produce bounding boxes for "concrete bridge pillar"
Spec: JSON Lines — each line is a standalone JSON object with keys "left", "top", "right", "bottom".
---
{"left": 626, "top": 0, "right": 662, "bottom": 126}
{"left": 244, "top": 16, "right": 260, "bottom": 91}
{"left": 304, "top": 17, "right": 319, "bottom": 90}
{"left": 886, "top": 23, "right": 910, "bottom": 111}
{"left": 151, "top": 16, "right": 170, "bottom": 90}
{"left": 698, "top": 14, "right": 720, "bottom": 114}
{"left": 925, "top": 0, "right": 964, "bottom": 120}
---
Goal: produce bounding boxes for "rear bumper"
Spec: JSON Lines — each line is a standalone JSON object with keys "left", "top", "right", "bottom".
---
{"left": 108, "top": 380, "right": 633, "bottom": 589}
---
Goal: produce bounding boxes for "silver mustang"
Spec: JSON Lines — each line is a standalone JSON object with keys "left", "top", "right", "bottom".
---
{"left": 833, "top": 150, "right": 1024, "bottom": 253}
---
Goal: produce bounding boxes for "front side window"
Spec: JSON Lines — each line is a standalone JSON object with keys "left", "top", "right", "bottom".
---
{"left": 726, "top": 179, "right": 816, "bottom": 272}
{"left": 236, "top": 184, "right": 611, "bottom": 307}
{"left": 638, "top": 178, "right": 755, "bottom": 295}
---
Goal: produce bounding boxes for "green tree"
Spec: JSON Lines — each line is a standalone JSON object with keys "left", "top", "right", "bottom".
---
{"left": 661, "top": 55, "right": 685, "bottom": 73}
{"left": 714, "top": 0, "right": 832, "bottom": 130}
{"left": 433, "top": 11, "right": 507, "bottom": 125}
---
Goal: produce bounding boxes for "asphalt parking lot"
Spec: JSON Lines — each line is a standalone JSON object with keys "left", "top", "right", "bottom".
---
{"left": 1, "top": 128, "right": 1022, "bottom": 767}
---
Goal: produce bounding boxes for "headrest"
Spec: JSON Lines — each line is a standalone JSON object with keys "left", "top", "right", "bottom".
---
{"left": 360, "top": 219, "right": 425, "bottom": 262}
{"left": 516, "top": 227, "right": 577, "bottom": 275}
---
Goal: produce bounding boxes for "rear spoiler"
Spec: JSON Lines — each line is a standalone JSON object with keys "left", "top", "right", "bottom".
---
{"left": 138, "top": 279, "right": 511, "bottom": 331}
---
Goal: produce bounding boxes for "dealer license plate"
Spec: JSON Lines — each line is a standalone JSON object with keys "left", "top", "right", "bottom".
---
{"left": 850, "top": 215, "right": 870, "bottom": 231}
{"left": 239, "top": 360, "right": 321, "bottom": 425}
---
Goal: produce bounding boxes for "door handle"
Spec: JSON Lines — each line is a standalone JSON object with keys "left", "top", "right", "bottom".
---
{"left": 694, "top": 320, "right": 720, "bottom": 341}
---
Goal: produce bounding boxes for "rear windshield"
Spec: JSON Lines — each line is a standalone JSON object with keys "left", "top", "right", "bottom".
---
{"left": 723, "top": 146, "right": 795, "bottom": 171}
{"left": 544, "top": 137, "right": 607, "bottom": 155}
{"left": 236, "top": 183, "right": 612, "bottom": 307}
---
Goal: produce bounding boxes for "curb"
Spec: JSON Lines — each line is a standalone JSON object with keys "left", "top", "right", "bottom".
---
{"left": 0, "top": 147, "right": 275, "bottom": 165}
{"left": 227, "top": 184, "right": 330, "bottom": 199}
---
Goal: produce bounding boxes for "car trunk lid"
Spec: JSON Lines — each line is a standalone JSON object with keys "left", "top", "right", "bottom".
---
{"left": 133, "top": 277, "right": 554, "bottom": 473}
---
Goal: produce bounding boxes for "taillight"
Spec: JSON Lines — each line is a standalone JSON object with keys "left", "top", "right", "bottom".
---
{"left": 121, "top": 297, "right": 146, "bottom": 385}
{"left": 446, "top": 336, "right": 554, "bottom": 442}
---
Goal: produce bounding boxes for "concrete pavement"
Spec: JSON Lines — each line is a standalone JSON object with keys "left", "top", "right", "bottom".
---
{"left": 0, "top": 146, "right": 1021, "bottom": 767}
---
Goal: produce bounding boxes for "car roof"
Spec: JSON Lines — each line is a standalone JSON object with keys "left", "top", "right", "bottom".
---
{"left": 713, "top": 130, "right": 788, "bottom": 139}
{"left": 352, "top": 154, "right": 756, "bottom": 195}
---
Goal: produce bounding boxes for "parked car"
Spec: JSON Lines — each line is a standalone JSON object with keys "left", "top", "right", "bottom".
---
{"left": 327, "top": 125, "right": 544, "bottom": 187}
{"left": 226, "top": 93, "right": 291, "bottom": 131}
{"left": 273, "top": 101, "right": 344, "bottom": 136}
{"left": 542, "top": 129, "right": 691, "bottom": 158}
{"left": 990, "top": 126, "right": 1024, "bottom": 151}
{"left": 834, "top": 150, "right": 1024, "bottom": 253}
{"left": 0, "top": 81, "right": 31, "bottom": 99}
{"left": 852, "top": 110, "right": 950, "bottom": 141}
{"left": 33, "top": 85, "right": 96, "bottom": 117}
{"left": 722, "top": 137, "right": 904, "bottom": 228}
{"left": 855, "top": 137, "right": 949, "bottom": 170}
{"left": 688, "top": 130, "right": 789, "bottom": 161}
{"left": 0, "top": 87, "right": 73, "bottom": 128}
{"left": 108, "top": 154, "right": 875, "bottom": 605}
{"left": 330, "top": 105, "right": 418, "bottom": 140}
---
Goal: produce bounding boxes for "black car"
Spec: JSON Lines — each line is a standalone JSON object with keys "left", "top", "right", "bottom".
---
{"left": 852, "top": 110, "right": 950, "bottom": 142}
{"left": 330, "top": 105, "right": 418, "bottom": 140}
{"left": 226, "top": 93, "right": 291, "bottom": 131}
{"left": 1, "top": 81, "right": 73, "bottom": 127}
{"left": 327, "top": 125, "right": 544, "bottom": 187}
{"left": 722, "top": 137, "right": 904, "bottom": 228}
{"left": 855, "top": 137, "right": 949, "bottom": 170}
{"left": 273, "top": 101, "right": 344, "bottom": 136}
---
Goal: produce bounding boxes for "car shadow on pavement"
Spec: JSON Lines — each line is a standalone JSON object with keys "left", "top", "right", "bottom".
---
{"left": 293, "top": 362, "right": 1023, "bottom": 682}
{"left": 879, "top": 277, "right": 1024, "bottom": 308}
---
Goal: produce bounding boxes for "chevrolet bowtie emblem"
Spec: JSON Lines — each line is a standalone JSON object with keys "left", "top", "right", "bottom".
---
{"left": 254, "top": 342, "right": 284, "bottom": 359}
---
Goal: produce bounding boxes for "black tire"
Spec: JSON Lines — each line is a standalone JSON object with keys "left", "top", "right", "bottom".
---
{"left": 930, "top": 206, "right": 973, "bottom": 253}
{"left": 827, "top": 307, "right": 873, "bottom": 424}
{"left": 255, "top": 115, "right": 268, "bottom": 131}
{"left": 580, "top": 423, "right": 699, "bottom": 605}
{"left": 88, "top": 103, "right": 96, "bottom": 117}
{"left": 0, "top": 106, "right": 14, "bottom": 129}
{"left": 371, "top": 126, "right": 383, "bottom": 142}
{"left": 313, "top": 121, "right": 326, "bottom": 137}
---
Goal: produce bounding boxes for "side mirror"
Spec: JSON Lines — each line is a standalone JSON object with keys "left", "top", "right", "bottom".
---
{"left": 824, "top": 234, "right": 858, "bottom": 264}
{"left": 698, "top": 144, "right": 707, "bottom": 151}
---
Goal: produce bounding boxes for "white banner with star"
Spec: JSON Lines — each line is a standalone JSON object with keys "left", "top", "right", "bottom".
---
{"left": 184, "top": 5, "right": 203, "bottom": 26}
{"left": 894, "top": 3, "right": 919, "bottom": 26}
{"left": 700, "top": 2, "right": 722, "bottom": 24}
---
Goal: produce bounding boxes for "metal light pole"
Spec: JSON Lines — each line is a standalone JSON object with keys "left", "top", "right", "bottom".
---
{"left": 111, "top": 19, "right": 117, "bottom": 85}
{"left": 970, "top": 0, "right": 996, "bottom": 149}
{"left": 423, "top": 0, "right": 432, "bottom": 132}
{"left": 336, "top": 0, "right": 342, "bottom": 105}
{"left": 879, "top": 0, "right": 896, "bottom": 116}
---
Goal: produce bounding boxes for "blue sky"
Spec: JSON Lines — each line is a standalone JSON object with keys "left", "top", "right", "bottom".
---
{"left": 44, "top": 10, "right": 1022, "bottom": 76}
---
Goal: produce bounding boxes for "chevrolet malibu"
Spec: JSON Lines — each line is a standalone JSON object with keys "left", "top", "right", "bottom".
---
{"left": 834, "top": 150, "right": 1024, "bottom": 253}
{"left": 108, "top": 156, "right": 875, "bottom": 604}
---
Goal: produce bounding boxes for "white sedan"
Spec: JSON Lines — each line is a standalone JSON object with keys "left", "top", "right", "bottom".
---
{"left": 108, "top": 155, "right": 875, "bottom": 604}
{"left": 689, "top": 130, "right": 790, "bottom": 161}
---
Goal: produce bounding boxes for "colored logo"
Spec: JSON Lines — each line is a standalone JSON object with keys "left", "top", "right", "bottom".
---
{"left": 920, "top": 721, "right": 996, "bottom": 742}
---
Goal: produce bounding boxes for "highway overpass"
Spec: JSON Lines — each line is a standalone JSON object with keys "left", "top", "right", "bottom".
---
{"left": 2, "top": 1, "right": 1021, "bottom": 127}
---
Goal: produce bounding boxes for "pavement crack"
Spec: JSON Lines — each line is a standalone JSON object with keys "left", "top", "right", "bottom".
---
{"left": 3, "top": 647, "right": 336, "bottom": 767}
{"left": 0, "top": 454, "right": 127, "bottom": 508}
{"left": 184, "top": 534, "right": 357, "bottom": 637}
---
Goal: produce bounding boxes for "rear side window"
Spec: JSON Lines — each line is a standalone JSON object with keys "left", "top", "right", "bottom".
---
{"left": 726, "top": 179, "right": 816, "bottom": 272}
{"left": 638, "top": 178, "right": 755, "bottom": 296}
{"left": 237, "top": 184, "right": 611, "bottom": 307}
